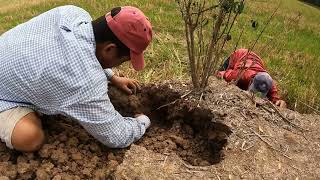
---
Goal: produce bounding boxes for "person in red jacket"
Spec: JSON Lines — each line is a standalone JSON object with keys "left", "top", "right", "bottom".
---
{"left": 217, "top": 48, "right": 287, "bottom": 108}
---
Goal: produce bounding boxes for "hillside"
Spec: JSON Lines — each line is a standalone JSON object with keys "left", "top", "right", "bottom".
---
{"left": 0, "top": 78, "right": 319, "bottom": 179}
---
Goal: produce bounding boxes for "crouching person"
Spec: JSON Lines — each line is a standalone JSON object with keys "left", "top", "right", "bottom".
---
{"left": 217, "top": 49, "right": 287, "bottom": 108}
{"left": 0, "top": 5, "right": 152, "bottom": 152}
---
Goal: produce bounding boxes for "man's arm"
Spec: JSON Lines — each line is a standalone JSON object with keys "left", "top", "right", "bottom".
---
{"left": 268, "top": 82, "right": 281, "bottom": 103}
{"left": 60, "top": 95, "right": 150, "bottom": 148}
{"left": 216, "top": 69, "right": 239, "bottom": 82}
{"left": 267, "top": 82, "right": 286, "bottom": 108}
{"left": 222, "top": 69, "right": 239, "bottom": 82}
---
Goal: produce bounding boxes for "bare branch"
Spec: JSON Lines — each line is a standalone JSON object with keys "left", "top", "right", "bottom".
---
{"left": 234, "top": 2, "right": 281, "bottom": 85}
{"left": 218, "top": 11, "right": 232, "bottom": 41}
{"left": 201, "top": 6, "right": 226, "bottom": 88}
{"left": 177, "top": 0, "right": 245, "bottom": 89}
{"left": 249, "top": 2, "right": 280, "bottom": 52}
{"left": 234, "top": 25, "right": 245, "bottom": 51}
{"left": 260, "top": 12, "right": 302, "bottom": 53}
{"left": 190, "top": 4, "right": 219, "bottom": 15}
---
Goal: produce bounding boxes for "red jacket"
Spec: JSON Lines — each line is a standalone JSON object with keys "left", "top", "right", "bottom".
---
{"left": 217, "top": 49, "right": 280, "bottom": 103}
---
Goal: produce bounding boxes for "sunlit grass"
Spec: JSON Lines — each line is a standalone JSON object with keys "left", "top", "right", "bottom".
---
{"left": 0, "top": 0, "right": 319, "bottom": 113}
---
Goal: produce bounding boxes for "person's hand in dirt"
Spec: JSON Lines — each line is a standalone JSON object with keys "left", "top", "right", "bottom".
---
{"left": 110, "top": 75, "right": 141, "bottom": 95}
{"left": 134, "top": 114, "right": 151, "bottom": 129}
{"left": 275, "top": 100, "right": 287, "bottom": 108}
{"left": 134, "top": 113, "right": 144, "bottom": 118}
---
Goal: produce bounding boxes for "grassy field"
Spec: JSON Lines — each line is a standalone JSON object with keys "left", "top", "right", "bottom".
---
{"left": 1, "top": 0, "right": 320, "bottom": 113}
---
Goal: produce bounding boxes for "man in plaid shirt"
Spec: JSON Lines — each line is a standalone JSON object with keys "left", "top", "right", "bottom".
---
{"left": 0, "top": 5, "right": 152, "bottom": 152}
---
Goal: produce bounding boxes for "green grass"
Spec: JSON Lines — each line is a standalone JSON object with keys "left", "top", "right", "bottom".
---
{"left": 1, "top": 0, "right": 320, "bottom": 113}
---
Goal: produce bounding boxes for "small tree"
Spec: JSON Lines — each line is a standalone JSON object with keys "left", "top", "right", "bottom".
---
{"left": 176, "top": 0, "right": 244, "bottom": 89}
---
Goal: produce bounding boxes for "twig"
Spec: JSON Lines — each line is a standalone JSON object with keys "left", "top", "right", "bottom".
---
{"left": 200, "top": 5, "right": 227, "bottom": 88}
{"left": 191, "top": 4, "right": 219, "bottom": 15}
{"left": 241, "top": 144, "right": 254, "bottom": 151}
{"left": 181, "top": 90, "right": 193, "bottom": 98}
{"left": 245, "top": 133, "right": 270, "bottom": 137}
{"left": 260, "top": 12, "right": 302, "bottom": 53}
{"left": 234, "top": 2, "right": 281, "bottom": 85}
{"left": 243, "top": 91, "right": 258, "bottom": 104}
{"left": 196, "top": 92, "right": 204, "bottom": 107}
{"left": 249, "top": 2, "right": 281, "bottom": 52}
{"left": 178, "top": 0, "right": 200, "bottom": 88}
{"left": 217, "top": 10, "right": 232, "bottom": 41}
{"left": 250, "top": 129, "right": 292, "bottom": 160}
{"left": 207, "top": 6, "right": 242, "bottom": 84}
{"left": 199, "top": 92, "right": 204, "bottom": 102}
{"left": 155, "top": 90, "right": 193, "bottom": 110}
{"left": 288, "top": 164, "right": 302, "bottom": 172}
{"left": 244, "top": 92, "right": 307, "bottom": 132}
{"left": 234, "top": 24, "right": 245, "bottom": 51}
{"left": 162, "top": 153, "right": 169, "bottom": 167}
{"left": 178, "top": 158, "right": 209, "bottom": 171}
{"left": 240, "top": 140, "right": 255, "bottom": 151}
{"left": 173, "top": 47, "right": 182, "bottom": 71}
{"left": 266, "top": 100, "right": 308, "bottom": 132}
{"left": 156, "top": 100, "right": 178, "bottom": 110}
{"left": 297, "top": 100, "right": 320, "bottom": 114}
{"left": 261, "top": 105, "right": 275, "bottom": 114}
{"left": 215, "top": 169, "right": 221, "bottom": 180}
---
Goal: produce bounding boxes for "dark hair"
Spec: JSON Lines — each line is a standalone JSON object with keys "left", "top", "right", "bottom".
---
{"left": 92, "top": 7, "right": 130, "bottom": 57}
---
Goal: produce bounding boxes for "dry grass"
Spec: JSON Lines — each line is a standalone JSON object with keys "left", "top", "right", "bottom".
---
{"left": 0, "top": 0, "right": 58, "bottom": 13}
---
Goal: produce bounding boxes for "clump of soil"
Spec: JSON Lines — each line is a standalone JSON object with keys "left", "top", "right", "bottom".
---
{"left": 0, "top": 115, "right": 125, "bottom": 179}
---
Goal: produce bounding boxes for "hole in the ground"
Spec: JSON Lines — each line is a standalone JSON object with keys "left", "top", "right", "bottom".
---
{"left": 109, "top": 84, "right": 232, "bottom": 166}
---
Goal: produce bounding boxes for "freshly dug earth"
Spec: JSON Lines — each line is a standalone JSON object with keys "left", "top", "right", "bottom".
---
{"left": 0, "top": 115, "right": 125, "bottom": 179}
{"left": 108, "top": 83, "right": 231, "bottom": 166}
{"left": 0, "top": 77, "right": 319, "bottom": 179}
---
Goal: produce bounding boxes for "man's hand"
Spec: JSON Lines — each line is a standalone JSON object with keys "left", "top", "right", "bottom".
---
{"left": 110, "top": 75, "right": 141, "bottom": 95}
{"left": 134, "top": 114, "right": 151, "bottom": 129}
{"left": 216, "top": 71, "right": 226, "bottom": 78}
{"left": 134, "top": 114, "right": 144, "bottom": 118}
{"left": 275, "top": 100, "right": 287, "bottom": 108}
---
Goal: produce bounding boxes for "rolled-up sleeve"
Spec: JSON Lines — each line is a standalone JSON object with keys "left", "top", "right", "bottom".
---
{"left": 60, "top": 95, "right": 149, "bottom": 148}
{"left": 104, "top": 69, "right": 114, "bottom": 80}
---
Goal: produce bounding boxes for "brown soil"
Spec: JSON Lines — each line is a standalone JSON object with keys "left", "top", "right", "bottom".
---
{"left": 108, "top": 84, "right": 231, "bottom": 166}
{"left": 0, "top": 77, "right": 319, "bottom": 179}
{"left": 0, "top": 115, "right": 125, "bottom": 179}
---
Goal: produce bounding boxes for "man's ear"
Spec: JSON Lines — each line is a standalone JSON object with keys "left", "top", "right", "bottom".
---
{"left": 103, "top": 42, "right": 117, "bottom": 53}
{"left": 100, "top": 42, "right": 117, "bottom": 59}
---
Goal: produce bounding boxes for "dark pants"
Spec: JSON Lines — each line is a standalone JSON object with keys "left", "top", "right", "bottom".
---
{"left": 219, "top": 57, "right": 230, "bottom": 71}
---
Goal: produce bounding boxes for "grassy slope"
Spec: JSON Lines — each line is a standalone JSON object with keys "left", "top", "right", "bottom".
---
{"left": 0, "top": 0, "right": 320, "bottom": 113}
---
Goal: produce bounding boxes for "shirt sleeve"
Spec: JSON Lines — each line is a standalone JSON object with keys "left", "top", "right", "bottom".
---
{"left": 223, "top": 69, "right": 239, "bottom": 82}
{"left": 104, "top": 69, "right": 114, "bottom": 80}
{"left": 267, "top": 81, "right": 280, "bottom": 103}
{"left": 60, "top": 94, "right": 150, "bottom": 148}
{"left": 216, "top": 53, "right": 238, "bottom": 81}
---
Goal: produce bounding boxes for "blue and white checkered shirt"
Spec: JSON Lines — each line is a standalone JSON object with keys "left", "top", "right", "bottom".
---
{"left": 0, "top": 5, "right": 150, "bottom": 148}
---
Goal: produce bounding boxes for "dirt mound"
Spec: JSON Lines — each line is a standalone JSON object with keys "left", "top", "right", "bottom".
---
{"left": 112, "top": 79, "right": 320, "bottom": 179}
{"left": 0, "top": 77, "right": 319, "bottom": 179}
{"left": 108, "top": 85, "right": 231, "bottom": 166}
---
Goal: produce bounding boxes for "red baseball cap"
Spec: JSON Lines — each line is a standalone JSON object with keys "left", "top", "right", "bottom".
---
{"left": 106, "top": 6, "right": 153, "bottom": 71}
